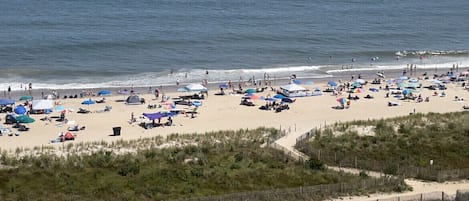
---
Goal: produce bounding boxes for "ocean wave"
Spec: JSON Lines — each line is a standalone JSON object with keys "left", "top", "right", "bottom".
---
{"left": 326, "top": 59, "right": 469, "bottom": 74}
{"left": 0, "top": 65, "right": 327, "bottom": 90}
{"left": 395, "top": 50, "right": 469, "bottom": 57}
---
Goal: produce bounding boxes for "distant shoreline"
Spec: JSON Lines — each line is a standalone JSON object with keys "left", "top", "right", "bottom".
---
{"left": 3, "top": 67, "right": 467, "bottom": 101}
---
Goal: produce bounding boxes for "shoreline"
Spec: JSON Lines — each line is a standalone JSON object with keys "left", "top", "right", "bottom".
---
{"left": 4, "top": 67, "right": 467, "bottom": 100}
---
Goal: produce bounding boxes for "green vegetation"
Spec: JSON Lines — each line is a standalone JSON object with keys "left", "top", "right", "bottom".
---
{"left": 0, "top": 128, "right": 399, "bottom": 201}
{"left": 297, "top": 112, "right": 469, "bottom": 181}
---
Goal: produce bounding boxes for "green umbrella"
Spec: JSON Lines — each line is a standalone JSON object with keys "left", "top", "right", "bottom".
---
{"left": 16, "top": 115, "right": 35, "bottom": 123}
{"left": 19, "top": 96, "right": 33, "bottom": 101}
{"left": 244, "top": 88, "right": 256, "bottom": 94}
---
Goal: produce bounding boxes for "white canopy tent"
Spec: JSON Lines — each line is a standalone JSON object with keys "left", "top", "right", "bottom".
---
{"left": 280, "top": 84, "right": 307, "bottom": 92}
{"left": 177, "top": 83, "right": 208, "bottom": 92}
{"left": 32, "top": 99, "right": 54, "bottom": 110}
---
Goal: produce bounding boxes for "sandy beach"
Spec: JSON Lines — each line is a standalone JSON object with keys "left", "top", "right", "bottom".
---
{"left": 1, "top": 68, "right": 467, "bottom": 151}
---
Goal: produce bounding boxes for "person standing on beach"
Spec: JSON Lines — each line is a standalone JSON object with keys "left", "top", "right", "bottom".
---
{"left": 28, "top": 83, "right": 32, "bottom": 95}
{"left": 7, "top": 86, "right": 11, "bottom": 98}
{"left": 176, "top": 79, "right": 180, "bottom": 87}
{"left": 154, "top": 88, "right": 159, "bottom": 99}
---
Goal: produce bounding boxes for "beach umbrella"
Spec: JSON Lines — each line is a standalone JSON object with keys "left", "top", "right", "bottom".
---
{"left": 191, "top": 100, "right": 203, "bottom": 107}
{"left": 0, "top": 98, "right": 15, "bottom": 106}
{"left": 407, "top": 82, "right": 420, "bottom": 89}
{"left": 273, "top": 94, "right": 286, "bottom": 99}
{"left": 248, "top": 95, "right": 261, "bottom": 100}
{"left": 16, "top": 115, "right": 35, "bottom": 123}
{"left": 402, "top": 89, "right": 412, "bottom": 96}
{"left": 352, "top": 88, "right": 363, "bottom": 93}
{"left": 14, "top": 105, "right": 27, "bottom": 115}
{"left": 98, "top": 90, "right": 112, "bottom": 96}
{"left": 19, "top": 95, "right": 33, "bottom": 101}
{"left": 54, "top": 105, "right": 65, "bottom": 112}
{"left": 244, "top": 88, "right": 256, "bottom": 94}
{"left": 81, "top": 99, "right": 96, "bottom": 105}
{"left": 293, "top": 79, "right": 302, "bottom": 84}
{"left": 336, "top": 97, "right": 348, "bottom": 105}
{"left": 352, "top": 83, "right": 362, "bottom": 88}
{"left": 264, "top": 98, "right": 277, "bottom": 102}
{"left": 328, "top": 81, "right": 337, "bottom": 87}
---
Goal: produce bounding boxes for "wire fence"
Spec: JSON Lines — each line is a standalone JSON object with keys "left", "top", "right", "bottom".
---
{"left": 374, "top": 189, "right": 469, "bottom": 201}
{"left": 377, "top": 191, "right": 451, "bottom": 201}
{"left": 172, "top": 177, "right": 404, "bottom": 201}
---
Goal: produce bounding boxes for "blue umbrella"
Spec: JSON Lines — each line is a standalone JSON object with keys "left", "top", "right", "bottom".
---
{"left": 81, "top": 99, "right": 96, "bottom": 105}
{"left": 273, "top": 94, "right": 286, "bottom": 99}
{"left": 54, "top": 105, "right": 65, "bottom": 112}
{"left": 293, "top": 79, "right": 302, "bottom": 84}
{"left": 265, "top": 98, "right": 277, "bottom": 102}
{"left": 0, "top": 98, "right": 15, "bottom": 106}
{"left": 402, "top": 89, "right": 412, "bottom": 96}
{"left": 98, "top": 90, "right": 111, "bottom": 96}
{"left": 14, "top": 105, "right": 27, "bottom": 115}
{"left": 328, "top": 81, "right": 337, "bottom": 87}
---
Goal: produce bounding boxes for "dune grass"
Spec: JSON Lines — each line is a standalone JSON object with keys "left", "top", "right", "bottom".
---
{"left": 297, "top": 111, "right": 469, "bottom": 178}
{"left": 0, "top": 128, "right": 398, "bottom": 201}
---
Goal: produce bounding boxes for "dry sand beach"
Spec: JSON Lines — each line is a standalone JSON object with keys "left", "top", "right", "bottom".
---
{"left": 0, "top": 69, "right": 468, "bottom": 151}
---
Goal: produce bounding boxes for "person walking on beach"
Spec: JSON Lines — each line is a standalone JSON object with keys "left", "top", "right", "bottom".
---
{"left": 130, "top": 112, "right": 135, "bottom": 123}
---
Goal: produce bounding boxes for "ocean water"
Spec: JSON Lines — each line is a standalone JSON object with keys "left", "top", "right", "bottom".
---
{"left": 1, "top": 0, "right": 469, "bottom": 90}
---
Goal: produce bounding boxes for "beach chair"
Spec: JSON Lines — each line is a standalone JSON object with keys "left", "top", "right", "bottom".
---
{"left": 0, "top": 125, "right": 12, "bottom": 136}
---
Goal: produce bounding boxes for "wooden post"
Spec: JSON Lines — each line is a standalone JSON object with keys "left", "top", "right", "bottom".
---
{"left": 354, "top": 157, "right": 357, "bottom": 169}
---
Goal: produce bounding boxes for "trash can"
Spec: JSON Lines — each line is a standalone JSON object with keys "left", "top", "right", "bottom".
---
{"left": 112, "top": 127, "right": 121, "bottom": 136}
